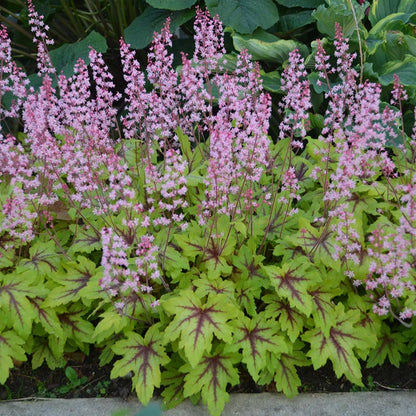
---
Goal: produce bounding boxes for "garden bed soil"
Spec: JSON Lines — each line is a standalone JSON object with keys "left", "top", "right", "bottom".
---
{"left": 1, "top": 348, "right": 415, "bottom": 401}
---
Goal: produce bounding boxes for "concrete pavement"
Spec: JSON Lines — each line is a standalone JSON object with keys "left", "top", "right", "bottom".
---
{"left": 1, "top": 392, "right": 416, "bottom": 416}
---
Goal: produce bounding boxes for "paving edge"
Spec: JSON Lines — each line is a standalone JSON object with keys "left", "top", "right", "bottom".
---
{"left": 1, "top": 391, "right": 415, "bottom": 416}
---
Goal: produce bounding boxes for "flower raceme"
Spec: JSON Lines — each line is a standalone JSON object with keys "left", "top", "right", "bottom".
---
{"left": 1, "top": 2, "right": 416, "bottom": 330}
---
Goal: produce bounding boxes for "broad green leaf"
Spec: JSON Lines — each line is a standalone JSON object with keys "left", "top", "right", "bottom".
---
{"left": 49, "top": 31, "right": 108, "bottom": 77}
{"left": 111, "top": 325, "right": 169, "bottom": 405}
{"left": 162, "top": 291, "right": 239, "bottom": 367}
{"left": 378, "top": 55, "right": 416, "bottom": 86}
{"left": 261, "top": 70, "right": 281, "bottom": 93}
{"left": 162, "top": 246, "right": 190, "bottom": 280}
{"left": 231, "top": 313, "right": 289, "bottom": 381}
{"left": 367, "top": 325, "right": 409, "bottom": 368}
{"left": 279, "top": 10, "right": 315, "bottom": 32}
{"left": 44, "top": 256, "right": 98, "bottom": 307}
{"left": 275, "top": 0, "right": 325, "bottom": 7}
{"left": 182, "top": 345, "right": 239, "bottom": 416}
{"left": 206, "top": 0, "right": 279, "bottom": 34}
{"left": 302, "top": 304, "right": 375, "bottom": 386}
{"left": 124, "top": 7, "right": 195, "bottom": 49}
{"left": 368, "top": 0, "right": 416, "bottom": 25}
{"left": 263, "top": 294, "right": 305, "bottom": 343}
{"left": 0, "top": 329, "right": 27, "bottom": 384}
{"left": 312, "top": 0, "right": 368, "bottom": 38}
{"left": 146, "top": 0, "right": 197, "bottom": 10}
{"left": 0, "top": 273, "right": 36, "bottom": 337}
{"left": 232, "top": 30, "right": 308, "bottom": 63}
{"left": 263, "top": 258, "right": 316, "bottom": 315}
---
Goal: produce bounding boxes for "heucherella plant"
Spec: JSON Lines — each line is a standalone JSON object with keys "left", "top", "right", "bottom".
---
{"left": 0, "top": 1, "right": 416, "bottom": 415}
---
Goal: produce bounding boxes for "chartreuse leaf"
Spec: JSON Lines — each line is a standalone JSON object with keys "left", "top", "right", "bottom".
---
{"left": 19, "top": 240, "right": 61, "bottom": 276}
{"left": 68, "top": 223, "right": 102, "bottom": 255}
{"left": 194, "top": 277, "right": 235, "bottom": 301}
{"left": 162, "top": 291, "right": 239, "bottom": 367}
{"left": 0, "top": 328, "right": 27, "bottom": 384}
{"left": 93, "top": 307, "right": 135, "bottom": 344}
{"left": 263, "top": 294, "right": 304, "bottom": 343}
{"left": 30, "top": 297, "right": 64, "bottom": 339}
{"left": 182, "top": 344, "right": 240, "bottom": 416}
{"left": 230, "top": 313, "right": 289, "bottom": 382}
{"left": 367, "top": 324, "right": 409, "bottom": 368}
{"left": 206, "top": 0, "right": 279, "bottom": 34}
{"left": 161, "top": 245, "right": 190, "bottom": 281}
{"left": 263, "top": 257, "right": 316, "bottom": 315}
{"left": 31, "top": 337, "right": 66, "bottom": 370}
{"left": 111, "top": 324, "right": 169, "bottom": 405}
{"left": 44, "top": 256, "right": 99, "bottom": 307}
{"left": 258, "top": 341, "right": 308, "bottom": 397}
{"left": 0, "top": 272, "right": 36, "bottom": 338}
{"left": 161, "top": 353, "right": 188, "bottom": 409}
{"left": 302, "top": 304, "right": 376, "bottom": 386}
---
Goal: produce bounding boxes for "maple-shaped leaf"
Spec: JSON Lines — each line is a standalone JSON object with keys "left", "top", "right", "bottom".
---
{"left": 263, "top": 294, "right": 304, "bottom": 343}
{"left": 367, "top": 324, "right": 409, "bottom": 368}
{"left": 230, "top": 313, "right": 289, "bottom": 382}
{"left": 162, "top": 291, "right": 239, "bottom": 367}
{"left": 31, "top": 336, "right": 66, "bottom": 370}
{"left": 44, "top": 256, "right": 99, "bottom": 307}
{"left": 19, "top": 240, "right": 62, "bottom": 275}
{"left": 286, "top": 217, "right": 341, "bottom": 271}
{"left": 29, "top": 296, "right": 64, "bottom": 339}
{"left": 193, "top": 277, "right": 235, "bottom": 301}
{"left": 302, "top": 304, "right": 374, "bottom": 386}
{"left": 232, "top": 244, "right": 266, "bottom": 282}
{"left": 93, "top": 307, "right": 135, "bottom": 344}
{"left": 161, "top": 353, "right": 188, "bottom": 409}
{"left": 308, "top": 279, "right": 342, "bottom": 338}
{"left": 182, "top": 344, "right": 240, "bottom": 416}
{"left": 263, "top": 258, "right": 316, "bottom": 315}
{"left": 111, "top": 324, "right": 169, "bottom": 405}
{"left": 174, "top": 226, "right": 205, "bottom": 261}
{"left": 58, "top": 305, "right": 95, "bottom": 351}
{"left": 0, "top": 328, "right": 27, "bottom": 384}
{"left": 0, "top": 272, "right": 36, "bottom": 338}
{"left": 235, "top": 278, "right": 262, "bottom": 317}
{"left": 161, "top": 245, "right": 190, "bottom": 280}
{"left": 68, "top": 223, "right": 102, "bottom": 254}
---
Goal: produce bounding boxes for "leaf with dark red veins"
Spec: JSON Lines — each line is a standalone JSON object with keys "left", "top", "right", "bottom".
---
{"left": 263, "top": 294, "right": 304, "bottom": 342}
{"left": 182, "top": 344, "right": 240, "bottom": 416}
{"left": 68, "top": 223, "right": 102, "bottom": 255}
{"left": 302, "top": 304, "right": 374, "bottom": 386}
{"left": 0, "top": 272, "right": 36, "bottom": 338}
{"left": 44, "top": 256, "right": 99, "bottom": 307}
{"left": 19, "top": 240, "right": 62, "bottom": 275}
{"left": 162, "top": 290, "right": 239, "bottom": 367}
{"left": 194, "top": 277, "right": 235, "bottom": 301}
{"left": 230, "top": 313, "right": 289, "bottom": 382}
{"left": 263, "top": 258, "right": 317, "bottom": 315}
{"left": 111, "top": 324, "right": 169, "bottom": 405}
{"left": 367, "top": 324, "right": 408, "bottom": 368}
{"left": 0, "top": 328, "right": 27, "bottom": 384}
{"left": 31, "top": 337, "right": 66, "bottom": 370}
{"left": 30, "top": 297, "right": 64, "bottom": 339}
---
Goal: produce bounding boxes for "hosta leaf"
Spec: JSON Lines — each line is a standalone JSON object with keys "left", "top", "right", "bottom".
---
{"left": 0, "top": 329, "right": 27, "bottom": 384}
{"left": 263, "top": 294, "right": 304, "bottom": 343}
{"left": 378, "top": 55, "right": 416, "bottom": 86}
{"left": 182, "top": 345, "right": 240, "bottom": 416}
{"left": 124, "top": 7, "right": 195, "bottom": 49}
{"left": 367, "top": 325, "right": 409, "bottom": 368}
{"left": 232, "top": 30, "right": 308, "bottom": 63}
{"left": 0, "top": 273, "right": 36, "bottom": 337}
{"left": 231, "top": 313, "right": 289, "bottom": 382}
{"left": 44, "top": 256, "right": 98, "bottom": 307}
{"left": 302, "top": 304, "right": 375, "bottom": 386}
{"left": 368, "top": 0, "right": 416, "bottom": 25}
{"left": 146, "top": 0, "right": 197, "bottom": 10}
{"left": 263, "top": 258, "right": 316, "bottom": 315}
{"left": 111, "top": 324, "right": 169, "bottom": 404}
{"left": 162, "top": 291, "right": 239, "bottom": 367}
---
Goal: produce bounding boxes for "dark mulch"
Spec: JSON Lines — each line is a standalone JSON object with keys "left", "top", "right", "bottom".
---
{"left": 1, "top": 348, "right": 415, "bottom": 401}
